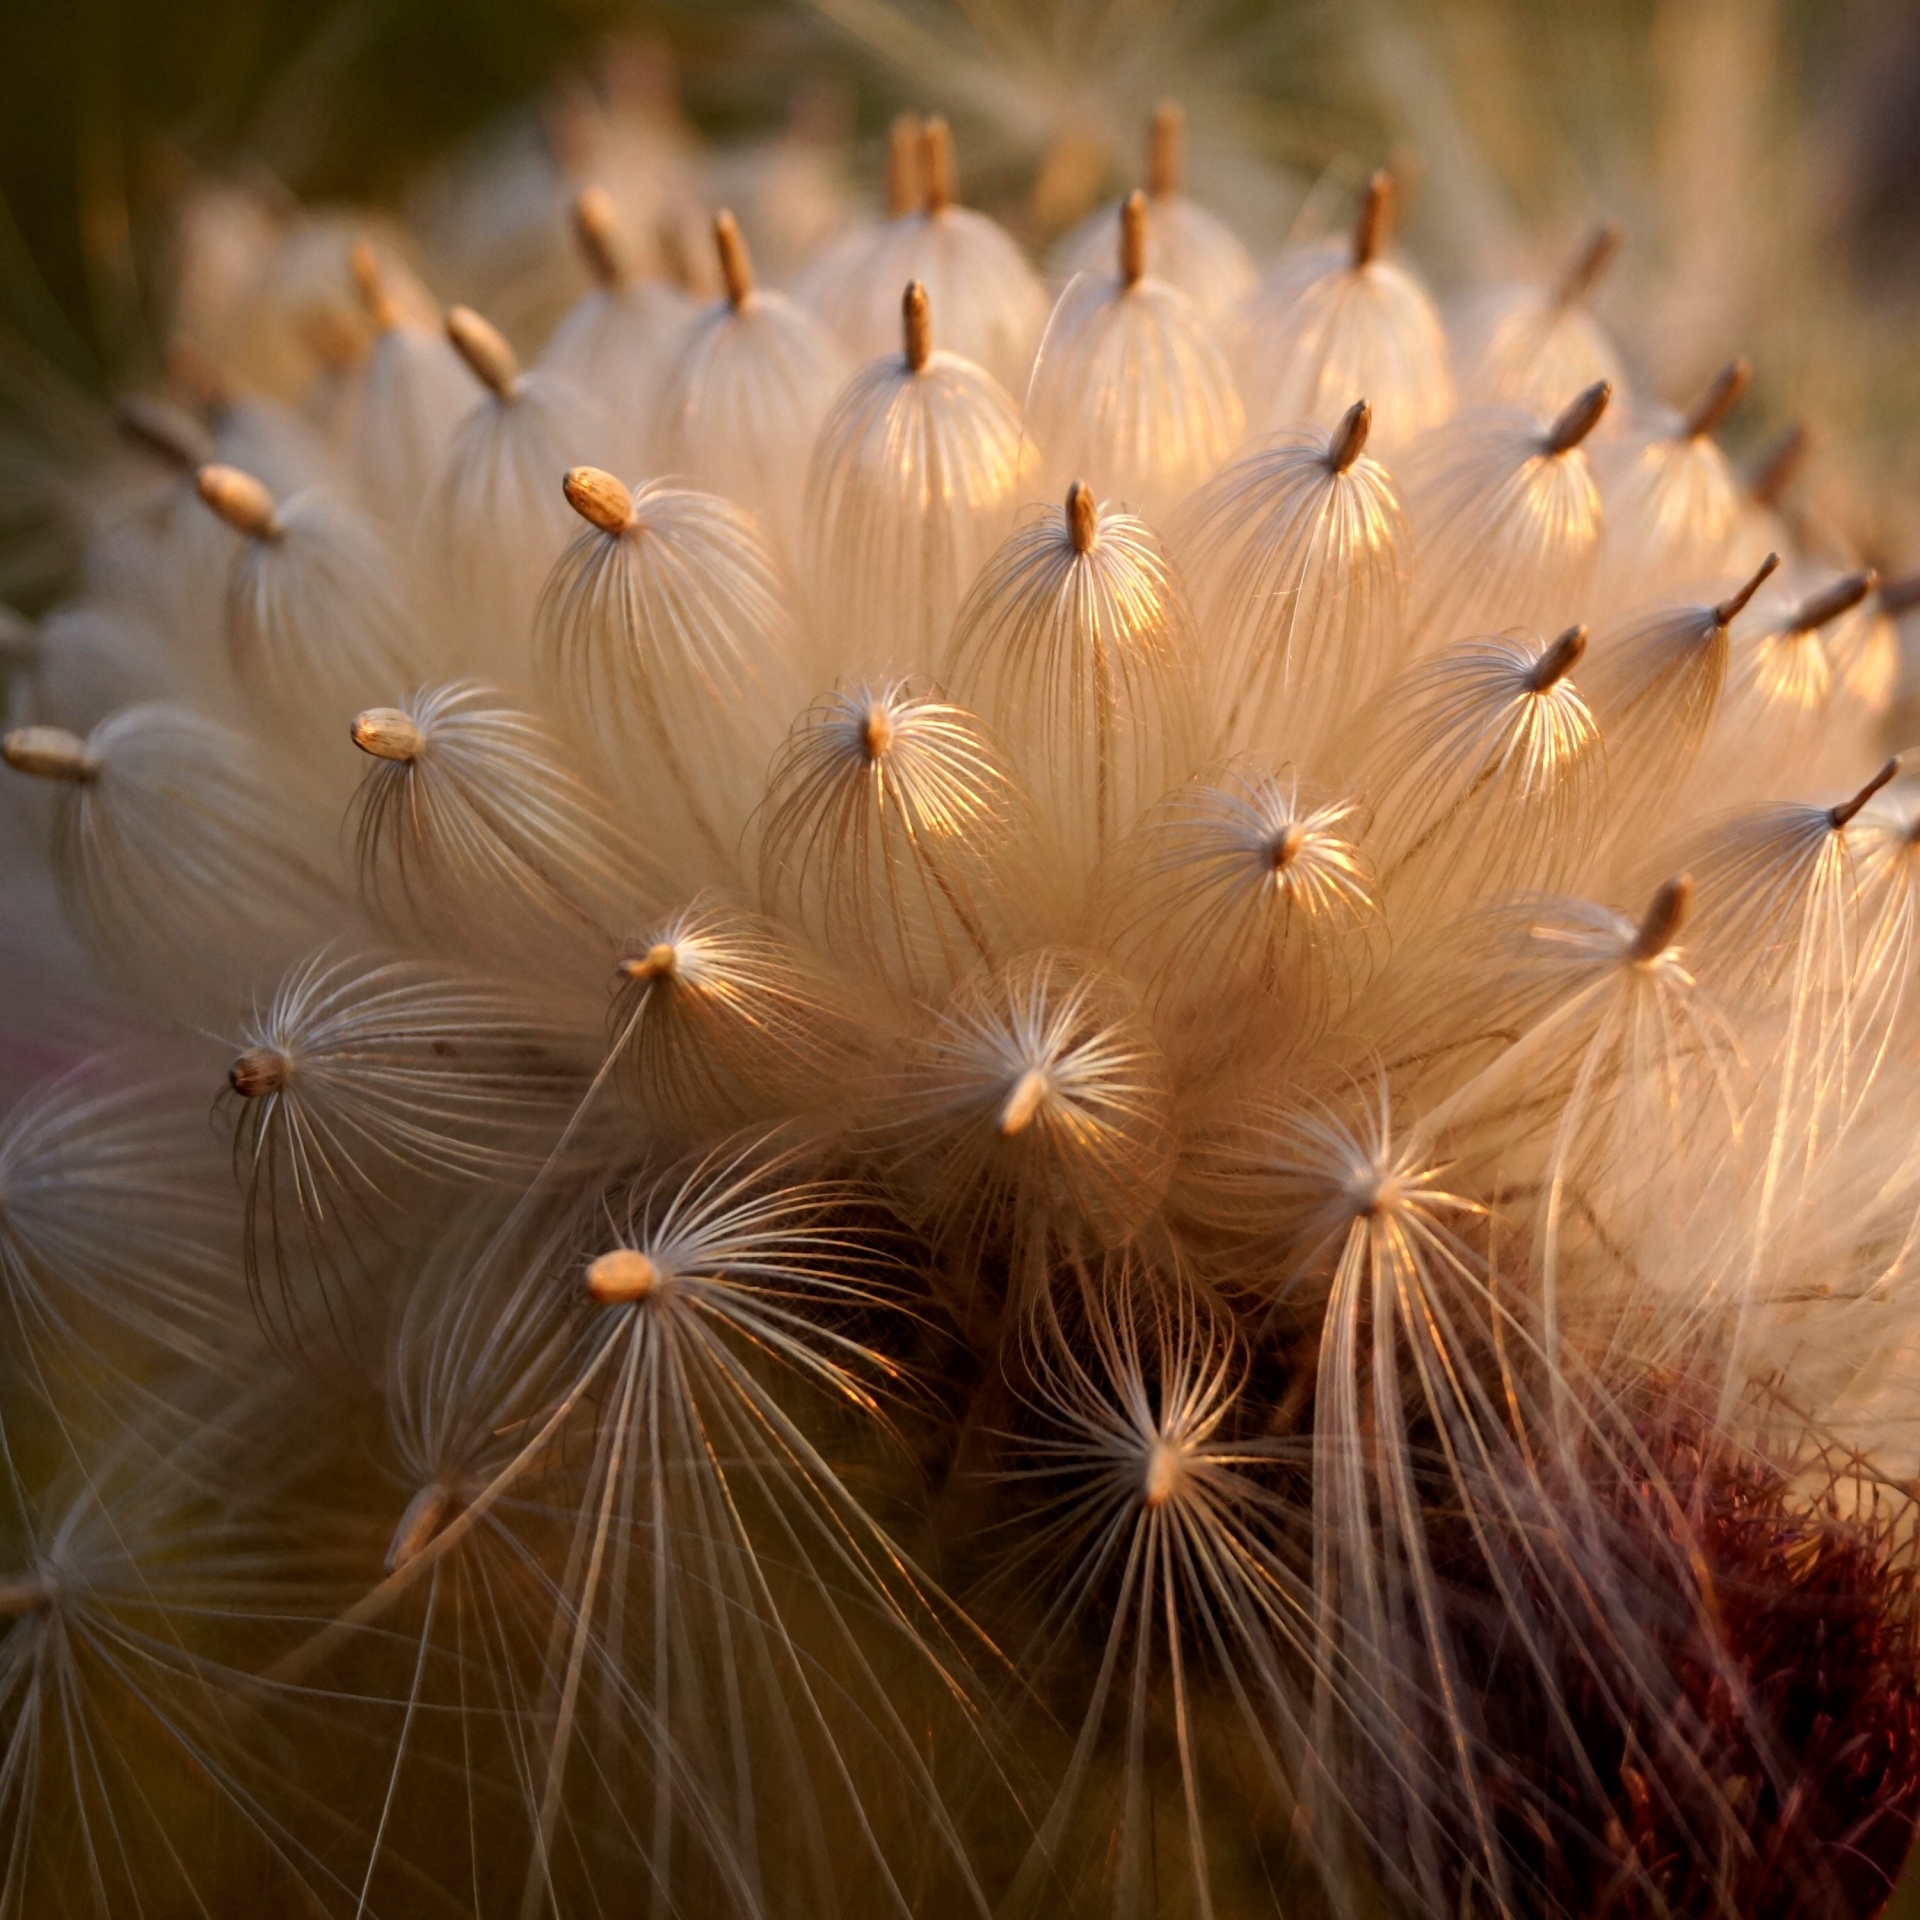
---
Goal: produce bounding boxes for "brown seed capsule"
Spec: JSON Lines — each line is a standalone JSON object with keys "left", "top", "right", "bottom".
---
{"left": 1142, "top": 1440, "right": 1184, "bottom": 1508}
{"left": 385, "top": 1483, "right": 454, "bottom": 1575}
{"left": 1682, "top": 359, "right": 1750, "bottom": 440}
{"left": 445, "top": 305, "right": 520, "bottom": 398}
{"left": 1529, "top": 623, "right": 1588, "bottom": 691}
{"left": 902, "top": 280, "right": 932, "bottom": 372}
{"left": 2, "top": 726, "right": 94, "bottom": 782}
{"left": 922, "top": 116, "right": 956, "bottom": 215}
{"left": 1788, "top": 569, "right": 1876, "bottom": 636}
{"left": 886, "top": 112, "right": 923, "bottom": 218}
{"left": 229, "top": 1046, "right": 292, "bottom": 1099}
{"left": 352, "top": 708, "right": 425, "bottom": 762}
{"left": 1327, "top": 398, "right": 1372, "bottom": 473}
{"left": 1831, "top": 757, "right": 1900, "bottom": 829}
{"left": 196, "top": 464, "right": 280, "bottom": 540}
{"left": 1066, "top": 480, "right": 1098, "bottom": 555}
{"left": 1147, "top": 101, "right": 1183, "bottom": 200}
{"left": 714, "top": 211, "right": 754, "bottom": 309}
{"left": 1631, "top": 873, "right": 1693, "bottom": 962}
{"left": 563, "top": 466, "right": 634, "bottom": 535}
{"left": 114, "top": 394, "right": 217, "bottom": 472}
{"left": 1554, "top": 220, "right": 1623, "bottom": 308}
{"left": 861, "top": 703, "right": 894, "bottom": 759}
{"left": 1713, "top": 553, "right": 1780, "bottom": 627}
{"left": 349, "top": 240, "right": 402, "bottom": 334}
{"left": 1269, "top": 823, "right": 1309, "bottom": 871}
{"left": 1544, "top": 380, "right": 1612, "bottom": 455}
{"left": 587, "top": 1248, "right": 663, "bottom": 1304}
{"left": 621, "top": 943, "right": 680, "bottom": 983}
{"left": 1880, "top": 574, "right": 1920, "bottom": 620}
{"left": 997, "top": 1067, "right": 1050, "bottom": 1137}
{"left": 1119, "top": 190, "right": 1149, "bottom": 288}
{"left": 1352, "top": 169, "right": 1393, "bottom": 269}
{"left": 572, "top": 185, "right": 629, "bottom": 289}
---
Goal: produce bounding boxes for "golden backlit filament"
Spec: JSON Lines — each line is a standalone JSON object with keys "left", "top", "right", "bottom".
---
{"left": 348, "top": 681, "right": 663, "bottom": 954}
{"left": 1025, "top": 192, "right": 1244, "bottom": 525}
{"left": 1718, "top": 566, "right": 1880, "bottom": 788}
{"left": 1596, "top": 356, "right": 1751, "bottom": 599}
{"left": 1360, "top": 622, "right": 1603, "bottom": 911}
{"left": 802, "top": 280, "right": 1034, "bottom": 675}
{"left": 1233, "top": 169, "right": 1454, "bottom": 457}
{"left": 1399, "top": 379, "right": 1610, "bottom": 646}
{"left": 1450, "top": 221, "right": 1629, "bottom": 423}
{"left": 758, "top": 678, "right": 1043, "bottom": 997}
{"left": 792, "top": 116, "right": 1048, "bottom": 393}
{"left": 1579, "top": 552, "right": 1776, "bottom": 810}
{"left": 652, "top": 210, "right": 854, "bottom": 569}
{"left": 1169, "top": 399, "right": 1409, "bottom": 759}
{"left": 540, "top": 184, "right": 696, "bottom": 470}
{"left": 538, "top": 468, "right": 801, "bottom": 880}
{"left": 944, "top": 482, "right": 1205, "bottom": 871}
{"left": 1050, "top": 101, "right": 1258, "bottom": 323}
{"left": 346, "top": 240, "right": 483, "bottom": 530}
{"left": 882, "top": 951, "right": 1174, "bottom": 1268}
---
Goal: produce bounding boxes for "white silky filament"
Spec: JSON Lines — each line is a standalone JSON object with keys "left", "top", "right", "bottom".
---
{"left": 1398, "top": 380, "right": 1611, "bottom": 646}
{"left": 199, "top": 466, "right": 426, "bottom": 726}
{"left": 1169, "top": 400, "right": 1409, "bottom": 760}
{"left": 422, "top": 304, "right": 616, "bottom": 672}
{"left": 2, "top": 702, "right": 340, "bottom": 995}
{"left": 348, "top": 681, "right": 663, "bottom": 955}
{"left": 652, "top": 211, "right": 853, "bottom": 570}
{"left": 1026, "top": 192, "right": 1244, "bottom": 526}
{"left": 882, "top": 950, "right": 1174, "bottom": 1269}
{"left": 538, "top": 468, "right": 801, "bottom": 882}
{"left": 1449, "top": 222, "right": 1629, "bottom": 425}
{"left": 802, "top": 280, "right": 1034, "bottom": 676}
{"left": 1106, "top": 767, "right": 1376, "bottom": 1037}
{"left": 758, "top": 678, "right": 1045, "bottom": 997}
{"left": 944, "top": 482, "right": 1205, "bottom": 871}
{"left": 791, "top": 117, "right": 1048, "bottom": 394}
{"left": 1233, "top": 170, "right": 1454, "bottom": 457}
{"left": 540, "top": 184, "right": 696, "bottom": 471}
{"left": 346, "top": 242, "right": 483, "bottom": 531}
{"left": 609, "top": 899, "right": 865, "bottom": 1128}
{"left": 1050, "top": 103, "right": 1257, "bottom": 324}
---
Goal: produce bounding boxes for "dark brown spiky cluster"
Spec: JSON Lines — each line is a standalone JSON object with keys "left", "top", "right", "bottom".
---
{"left": 1467, "top": 1417, "right": 1920, "bottom": 1919}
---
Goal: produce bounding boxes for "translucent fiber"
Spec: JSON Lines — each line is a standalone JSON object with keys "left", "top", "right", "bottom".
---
{"left": 790, "top": 120, "right": 1047, "bottom": 394}
{"left": 1026, "top": 199, "right": 1244, "bottom": 526}
{"left": 1233, "top": 174, "right": 1454, "bottom": 457}
{"left": 1398, "top": 384, "right": 1610, "bottom": 647}
{"left": 1168, "top": 403, "right": 1409, "bottom": 759}
{"left": 1450, "top": 223, "right": 1629, "bottom": 424}
{"left": 652, "top": 218, "right": 853, "bottom": 570}
{"left": 537, "top": 476, "right": 801, "bottom": 880}
{"left": 802, "top": 286, "right": 1034, "bottom": 676}
{"left": 944, "top": 485, "right": 1205, "bottom": 869}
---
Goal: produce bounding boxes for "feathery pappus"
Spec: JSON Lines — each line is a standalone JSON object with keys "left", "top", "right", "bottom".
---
{"left": 5, "top": 21, "right": 1920, "bottom": 1920}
